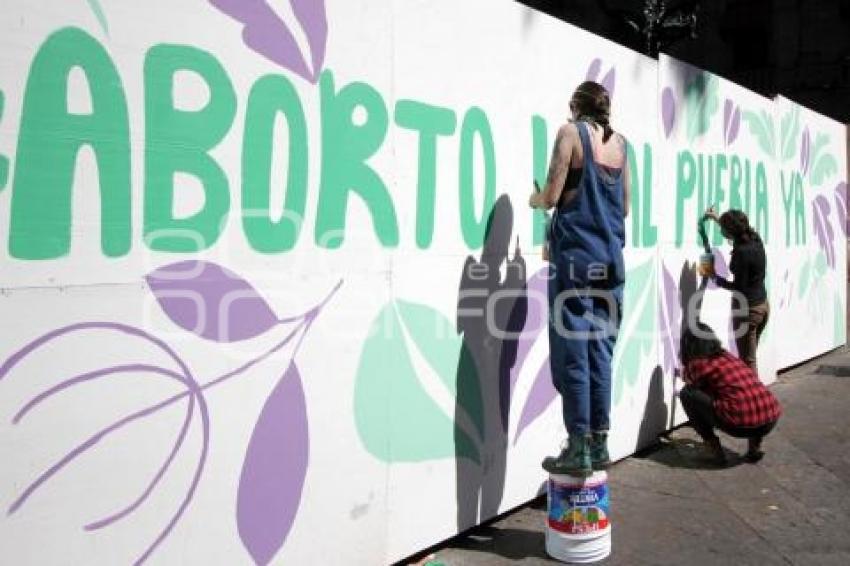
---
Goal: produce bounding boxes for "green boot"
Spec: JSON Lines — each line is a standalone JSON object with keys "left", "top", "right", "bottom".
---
{"left": 590, "top": 431, "right": 611, "bottom": 470}
{"left": 542, "top": 434, "right": 592, "bottom": 476}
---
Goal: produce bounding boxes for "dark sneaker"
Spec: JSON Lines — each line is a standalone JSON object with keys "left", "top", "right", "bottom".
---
{"left": 590, "top": 431, "right": 611, "bottom": 470}
{"left": 542, "top": 435, "right": 592, "bottom": 476}
{"left": 744, "top": 436, "right": 765, "bottom": 463}
{"left": 700, "top": 436, "right": 727, "bottom": 466}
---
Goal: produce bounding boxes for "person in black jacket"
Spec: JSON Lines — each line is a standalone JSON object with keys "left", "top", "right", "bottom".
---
{"left": 701, "top": 207, "right": 769, "bottom": 375}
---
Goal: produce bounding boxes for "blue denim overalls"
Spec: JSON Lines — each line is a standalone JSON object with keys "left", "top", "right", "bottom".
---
{"left": 547, "top": 121, "right": 626, "bottom": 436}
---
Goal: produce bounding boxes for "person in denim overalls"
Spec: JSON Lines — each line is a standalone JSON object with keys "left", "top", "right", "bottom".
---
{"left": 529, "top": 81, "right": 630, "bottom": 476}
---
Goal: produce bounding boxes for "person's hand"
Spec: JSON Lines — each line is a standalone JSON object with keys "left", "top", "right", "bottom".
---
{"left": 697, "top": 262, "right": 715, "bottom": 278}
{"left": 529, "top": 191, "right": 542, "bottom": 209}
{"left": 697, "top": 253, "right": 715, "bottom": 278}
{"left": 704, "top": 206, "right": 719, "bottom": 221}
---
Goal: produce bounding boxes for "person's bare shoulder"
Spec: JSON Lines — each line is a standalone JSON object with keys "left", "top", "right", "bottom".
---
{"left": 617, "top": 131, "right": 629, "bottom": 151}
{"left": 557, "top": 122, "right": 579, "bottom": 143}
{"left": 554, "top": 122, "right": 580, "bottom": 156}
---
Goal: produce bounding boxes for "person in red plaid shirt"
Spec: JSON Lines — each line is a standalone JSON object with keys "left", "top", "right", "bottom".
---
{"left": 679, "top": 322, "right": 782, "bottom": 465}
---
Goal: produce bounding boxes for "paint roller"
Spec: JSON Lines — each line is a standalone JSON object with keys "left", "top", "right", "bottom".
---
{"left": 696, "top": 207, "right": 717, "bottom": 289}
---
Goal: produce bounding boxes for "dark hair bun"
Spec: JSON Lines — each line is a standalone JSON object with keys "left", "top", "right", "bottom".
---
{"left": 570, "top": 81, "right": 613, "bottom": 142}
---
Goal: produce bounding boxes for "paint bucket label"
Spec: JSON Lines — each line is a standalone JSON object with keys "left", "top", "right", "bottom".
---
{"left": 547, "top": 477, "right": 610, "bottom": 535}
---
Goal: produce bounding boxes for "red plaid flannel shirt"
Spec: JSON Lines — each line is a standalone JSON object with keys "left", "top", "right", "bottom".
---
{"left": 684, "top": 352, "right": 782, "bottom": 428}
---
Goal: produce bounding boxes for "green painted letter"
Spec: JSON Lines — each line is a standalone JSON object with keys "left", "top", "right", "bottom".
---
{"left": 627, "top": 142, "right": 657, "bottom": 248}
{"left": 144, "top": 44, "right": 236, "bottom": 252}
{"left": 316, "top": 71, "right": 397, "bottom": 248}
{"left": 459, "top": 107, "right": 496, "bottom": 250}
{"left": 394, "top": 100, "right": 457, "bottom": 249}
{"left": 532, "top": 115, "right": 549, "bottom": 246}
{"left": 10, "top": 27, "right": 130, "bottom": 259}
{"left": 755, "top": 162, "right": 769, "bottom": 243}
{"left": 711, "top": 154, "right": 727, "bottom": 246}
{"left": 675, "top": 150, "right": 697, "bottom": 247}
{"left": 729, "top": 155, "right": 742, "bottom": 211}
{"left": 781, "top": 171, "right": 794, "bottom": 246}
{"left": 242, "top": 75, "right": 308, "bottom": 253}
{"left": 639, "top": 143, "right": 657, "bottom": 247}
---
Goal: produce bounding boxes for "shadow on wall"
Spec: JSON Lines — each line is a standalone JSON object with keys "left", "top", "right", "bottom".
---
{"left": 673, "top": 260, "right": 701, "bottom": 428}
{"left": 679, "top": 259, "right": 702, "bottom": 335}
{"left": 454, "top": 194, "right": 527, "bottom": 533}
{"left": 636, "top": 365, "right": 668, "bottom": 450}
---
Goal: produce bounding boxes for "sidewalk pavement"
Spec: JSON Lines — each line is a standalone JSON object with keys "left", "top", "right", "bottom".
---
{"left": 410, "top": 346, "right": 850, "bottom": 566}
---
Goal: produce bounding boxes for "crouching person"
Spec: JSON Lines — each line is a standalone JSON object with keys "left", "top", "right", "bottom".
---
{"left": 679, "top": 322, "right": 782, "bottom": 465}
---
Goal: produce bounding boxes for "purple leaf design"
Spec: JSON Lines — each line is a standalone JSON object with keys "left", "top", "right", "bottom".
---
{"left": 729, "top": 107, "right": 741, "bottom": 145}
{"left": 209, "top": 0, "right": 328, "bottom": 83}
{"left": 834, "top": 182, "right": 847, "bottom": 237}
{"left": 658, "top": 263, "right": 681, "bottom": 376}
{"left": 146, "top": 260, "right": 280, "bottom": 342}
{"left": 722, "top": 100, "right": 741, "bottom": 146}
{"left": 238, "top": 362, "right": 308, "bottom": 566}
{"left": 290, "top": 0, "right": 328, "bottom": 78}
{"left": 508, "top": 267, "right": 549, "bottom": 400}
{"left": 801, "top": 127, "right": 811, "bottom": 175}
{"left": 662, "top": 87, "right": 676, "bottom": 139}
{"left": 585, "top": 58, "right": 602, "bottom": 82}
{"left": 1, "top": 322, "right": 211, "bottom": 566}
{"left": 812, "top": 195, "right": 836, "bottom": 269}
{"left": 505, "top": 267, "right": 556, "bottom": 445}
{"left": 600, "top": 67, "right": 616, "bottom": 99}
{"left": 0, "top": 279, "right": 343, "bottom": 564}
{"left": 514, "top": 358, "right": 556, "bottom": 445}
{"left": 584, "top": 59, "right": 615, "bottom": 97}
{"left": 707, "top": 249, "right": 730, "bottom": 290}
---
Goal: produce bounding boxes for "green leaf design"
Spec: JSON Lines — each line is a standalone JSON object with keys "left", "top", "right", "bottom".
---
{"left": 811, "top": 155, "right": 838, "bottom": 187}
{"left": 779, "top": 105, "right": 801, "bottom": 162}
{"left": 742, "top": 110, "right": 776, "bottom": 158}
{"left": 354, "top": 300, "right": 481, "bottom": 464}
{"left": 612, "top": 257, "right": 656, "bottom": 406}
{"left": 684, "top": 73, "right": 720, "bottom": 141}
{"left": 764, "top": 110, "right": 777, "bottom": 156}
{"left": 798, "top": 258, "right": 812, "bottom": 298}
{"left": 834, "top": 292, "right": 846, "bottom": 347}
{"left": 806, "top": 133, "right": 837, "bottom": 186}
{"left": 86, "top": 0, "right": 110, "bottom": 37}
{"left": 809, "top": 133, "right": 830, "bottom": 159}
{"left": 813, "top": 250, "right": 828, "bottom": 278}
{"left": 809, "top": 132, "right": 830, "bottom": 162}
{"left": 396, "top": 300, "right": 484, "bottom": 439}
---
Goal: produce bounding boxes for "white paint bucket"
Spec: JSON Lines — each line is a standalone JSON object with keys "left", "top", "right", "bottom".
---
{"left": 545, "top": 471, "right": 611, "bottom": 563}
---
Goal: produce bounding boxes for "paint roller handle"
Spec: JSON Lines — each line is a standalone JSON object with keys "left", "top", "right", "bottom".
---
{"left": 697, "top": 204, "right": 719, "bottom": 254}
{"left": 697, "top": 217, "right": 711, "bottom": 254}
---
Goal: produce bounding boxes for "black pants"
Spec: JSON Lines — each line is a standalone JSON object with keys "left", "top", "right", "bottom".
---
{"left": 733, "top": 301, "right": 770, "bottom": 375}
{"left": 679, "top": 386, "right": 776, "bottom": 441}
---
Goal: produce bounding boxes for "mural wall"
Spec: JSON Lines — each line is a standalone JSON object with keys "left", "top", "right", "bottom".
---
{"left": 0, "top": 1, "right": 845, "bottom": 564}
